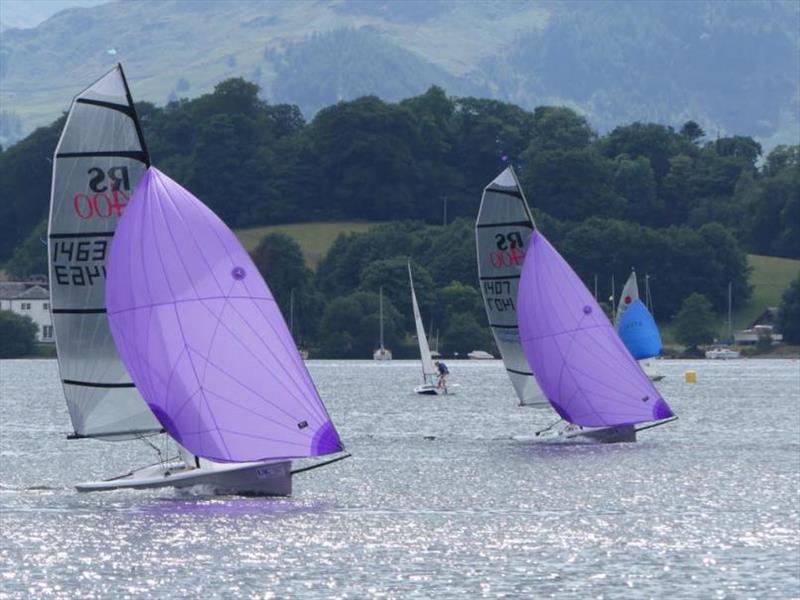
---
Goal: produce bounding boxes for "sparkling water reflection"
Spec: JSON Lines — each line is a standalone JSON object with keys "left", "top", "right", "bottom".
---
{"left": 1, "top": 358, "right": 798, "bottom": 598}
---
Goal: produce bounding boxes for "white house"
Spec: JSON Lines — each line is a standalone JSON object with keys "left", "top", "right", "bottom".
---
{"left": 0, "top": 282, "right": 54, "bottom": 342}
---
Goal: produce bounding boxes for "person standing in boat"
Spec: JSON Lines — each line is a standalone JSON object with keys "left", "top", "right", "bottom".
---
{"left": 435, "top": 360, "right": 450, "bottom": 392}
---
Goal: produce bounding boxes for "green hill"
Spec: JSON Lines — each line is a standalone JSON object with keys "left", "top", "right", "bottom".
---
{"left": 1, "top": 1, "right": 797, "bottom": 149}
{"left": 735, "top": 254, "right": 800, "bottom": 328}
{"left": 235, "top": 221, "right": 378, "bottom": 269}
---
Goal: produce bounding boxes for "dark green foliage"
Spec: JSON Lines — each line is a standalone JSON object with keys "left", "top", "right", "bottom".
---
{"left": 0, "top": 310, "right": 38, "bottom": 358}
{"left": 442, "top": 313, "right": 493, "bottom": 356}
{"left": 251, "top": 233, "right": 312, "bottom": 302}
{"left": 778, "top": 277, "right": 800, "bottom": 344}
{"left": 318, "top": 291, "right": 402, "bottom": 358}
{"left": 4, "top": 220, "right": 47, "bottom": 278}
{"left": 672, "top": 293, "right": 718, "bottom": 350}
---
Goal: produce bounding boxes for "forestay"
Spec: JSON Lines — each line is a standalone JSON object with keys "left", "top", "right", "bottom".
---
{"left": 475, "top": 166, "right": 546, "bottom": 407}
{"left": 48, "top": 65, "right": 160, "bottom": 439}
{"left": 106, "top": 168, "right": 344, "bottom": 463}
{"left": 517, "top": 231, "right": 674, "bottom": 428}
{"left": 408, "top": 263, "right": 436, "bottom": 381}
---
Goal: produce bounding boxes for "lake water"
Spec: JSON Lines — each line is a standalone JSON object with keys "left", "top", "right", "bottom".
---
{"left": 1, "top": 358, "right": 798, "bottom": 598}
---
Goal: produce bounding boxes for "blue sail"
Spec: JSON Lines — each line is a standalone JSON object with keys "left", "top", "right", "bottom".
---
{"left": 618, "top": 299, "right": 663, "bottom": 360}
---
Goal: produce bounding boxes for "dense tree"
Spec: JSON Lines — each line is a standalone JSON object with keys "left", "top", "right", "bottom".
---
{"left": 778, "top": 276, "right": 800, "bottom": 345}
{"left": 0, "top": 310, "right": 38, "bottom": 358}
{"left": 5, "top": 220, "right": 47, "bottom": 278}
{"left": 318, "top": 291, "right": 402, "bottom": 358}
{"left": 672, "top": 293, "right": 718, "bottom": 351}
{"left": 441, "top": 313, "right": 493, "bottom": 356}
{"left": 250, "top": 233, "right": 319, "bottom": 339}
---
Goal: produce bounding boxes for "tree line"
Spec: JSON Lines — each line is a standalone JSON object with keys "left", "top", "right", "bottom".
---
{"left": 0, "top": 77, "right": 797, "bottom": 356}
{"left": 1, "top": 78, "right": 798, "bottom": 268}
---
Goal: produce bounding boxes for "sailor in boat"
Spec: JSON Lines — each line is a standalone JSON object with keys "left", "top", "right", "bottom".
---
{"left": 435, "top": 360, "right": 450, "bottom": 393}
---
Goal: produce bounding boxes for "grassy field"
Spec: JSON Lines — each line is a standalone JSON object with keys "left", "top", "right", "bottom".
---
{"left": 735, "top": 254, "right": 800, "bottom": 328}
{"left": 235, "top": 221, "right": 379, "bottom": 269}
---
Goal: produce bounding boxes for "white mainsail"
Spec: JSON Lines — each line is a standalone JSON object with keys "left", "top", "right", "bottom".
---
{"left": 615, "top": 269, "right": 640, "bottom": 327}
{"left": 48, "top": 65, "right": 160, "bottom": 439}
{"left": 475, "top": 166, "right": 546, "bottom": 407}
{"left": 408, "top": 263, "right": 437, "bottom": 382}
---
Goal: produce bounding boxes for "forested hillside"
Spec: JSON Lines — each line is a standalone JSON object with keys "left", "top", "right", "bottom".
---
{"left": 2, "top": 77, "right": 797, "bottom": 355}
{"left": 1, "top": 0, "right": 797, "bottom": 150}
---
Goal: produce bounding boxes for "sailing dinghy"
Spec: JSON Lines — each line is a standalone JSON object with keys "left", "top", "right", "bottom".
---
{"left": 616, "top": 270, "right": 665, "bottom": 381}
{"left": 373, "top": 287, "right": 393, "bottom": 360}
{"left": 475, "top": 166, "right": 546, "bottom": 407}
{"left": 408, "top": 263, "right": 452, "bottom": 395}
{"left": 50, "top": 67, "right": 347, "bottom": 494}
{"left": 517, "top": 233, "right": 676, "bottom": 443}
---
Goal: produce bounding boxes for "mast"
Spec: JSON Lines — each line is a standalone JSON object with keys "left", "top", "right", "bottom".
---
{"left": 645, "top": 274, "right": 653, "bottom": 314}
{"left": 611, "top": 274, "right": 616, "bottom": 316}
{"left": 289, "top": 288, "right": 295, "bottom": 337}
{"left": 593, "top": 274, "right": 598, "bottom": 301}
{"left": 379, "top": 287, "right": 385, "bottom": 351}
{"left": 728, "top": 281, "right": 733, "bottom": 343}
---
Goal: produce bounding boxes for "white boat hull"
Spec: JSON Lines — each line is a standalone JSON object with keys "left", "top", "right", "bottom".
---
{"left": 373, "top": 348, "right": 393, "bottom": 360}
{"left": 76, "top": 459, "right": 292, "bottom": 496}
{"left": 517, "top": 417, "right": 677, "bottom": 445}
{"left": 413, "top": 383, "right": 456, "bottom": 396}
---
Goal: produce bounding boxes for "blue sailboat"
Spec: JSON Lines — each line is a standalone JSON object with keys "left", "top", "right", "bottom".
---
{"left": 616, "top": 270, "right": 665, "bottom": 381}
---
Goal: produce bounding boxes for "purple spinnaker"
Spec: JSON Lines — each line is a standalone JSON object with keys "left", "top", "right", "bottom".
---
{"left": 517, "top": 231, "right": 674, "bottom": 427}
{"left": 106, "top": 167, "right": 343, "bottom": 462}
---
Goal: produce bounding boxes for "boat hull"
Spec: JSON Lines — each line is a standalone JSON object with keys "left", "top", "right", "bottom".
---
{"left": 76, "top": 459, "right": 292, "bottom": 496}
{"left": 414, "top": 382, "right": 458, "bottom": 396}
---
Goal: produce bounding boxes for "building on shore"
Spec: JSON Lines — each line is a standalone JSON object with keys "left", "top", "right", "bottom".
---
{"left": 0, "top": 280, "right": 53, "bottom": 342}
{"left": 734, "top": 307, "right": 783, "bottom": 345}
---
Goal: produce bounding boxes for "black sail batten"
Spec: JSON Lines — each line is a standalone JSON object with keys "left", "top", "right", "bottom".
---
{"left": 56, "top": 150, "right": 148, "bottom": 162}
{"left": 62, "top": 379, "right": 136, "bottom": 388}
{"left": 486, "top": 187, "right": 524, "bottom": 199}
{"left": 75, "top": 97, "right": 135, "bottom": 118}
{"left": 49, "top": 232, "right": 115, "bottom": 240}
{"left": 118, "top": 63, "right": 151, "bottom": 166}
{"left": 52, "top": 308, "right": 107, "bottom": 314}
{"left": 67, "top": 428, "right": 165, "bottom": 441}
{"left": 476, "top": 220, "right": 535, "bottom": 229}
{"left": 506, "top": 368, "right": 534, "bottom": 376}
{"left": 479, "top": 275, "right": 522, "bottom": 281}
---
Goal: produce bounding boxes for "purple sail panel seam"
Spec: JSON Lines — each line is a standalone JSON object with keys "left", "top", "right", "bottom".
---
{"left": 106, "top": 296, "right": 274, "bottom": 316}
{"left": 200, "top": 375, "right": 318, "bottom": 439}
{"left": 201, "top": 298, "right": 320, "bottom": 418}
{"left": 153, "top": 171, "right": 227, "bottom": 298}
{"left": 564, "top": 331, "right": 652, "bottom": 397}
{"left": 156, "top": 169, "right": 325, "bottom": 424}
{"left": 215, "top": 428, "right": 314, "bottom": 447}
{"left": 149, "top": 184, "right": 231, "bottom": 459}
{"left": 243, "top": 297, "right": 330, "bottom": 423}
{"left": 222, "top": 298, "right": 329, "bottom": 421}
{"left": 186, "top": 334, "right": 309, "bottom": 424}
{"left": 197, "top": 278, "right": 239, "bottom": 391}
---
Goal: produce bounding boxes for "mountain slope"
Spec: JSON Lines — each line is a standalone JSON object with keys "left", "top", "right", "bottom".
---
{"left": 0, "top": 0, "right": 797, "bottom": 149}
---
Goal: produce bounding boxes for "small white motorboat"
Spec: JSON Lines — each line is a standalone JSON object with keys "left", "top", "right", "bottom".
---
{"left": 705, "top": 347, "right": 741, "bottom": 359}
{"left": 467, "top": 350, "right": 495, "bottom": 360}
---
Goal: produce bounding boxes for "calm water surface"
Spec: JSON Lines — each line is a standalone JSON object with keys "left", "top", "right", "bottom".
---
{"left": 1, "top": 358, "right": 798, "bottom": 598}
